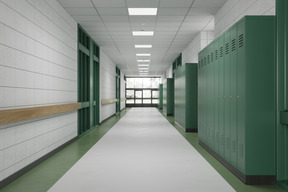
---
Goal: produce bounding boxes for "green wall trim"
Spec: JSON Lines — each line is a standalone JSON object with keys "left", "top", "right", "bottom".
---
{"left": 81, "top": 102, "right": 90, "bottom": 108}
{"left": 79, "top": 44, "right": 89, "bottom": 56}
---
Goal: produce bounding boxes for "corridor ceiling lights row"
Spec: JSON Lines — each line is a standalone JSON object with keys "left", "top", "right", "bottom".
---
{"left": 137, "top": 60, "right": 150, "bottom": 62}
{"left": 136, "top": 54, "right": 151, "bottom": 57}
{"left": 128, "top": 8, "right": 158, "bottom": 16}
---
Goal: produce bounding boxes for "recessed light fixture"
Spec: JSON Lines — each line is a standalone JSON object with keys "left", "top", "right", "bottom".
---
{"left": 138, "top": 64, "right": 149, "bottom": 67}
{"left": 128, "top": 8, "right": 158, "bottom": 16}
{"left": 135, "top": 45, "right": 152, "bottom": 48}
{"left": 139, "top": 68, "right": 149, "bottom": 70}
{"left": 136, "top": 53, "right": 151, "bottom": 56}
{"left": 132, "top": 31, "right": 154, "bottom": 36}
{"left": 137, "top": 60, "right": 150, "bottom": 62}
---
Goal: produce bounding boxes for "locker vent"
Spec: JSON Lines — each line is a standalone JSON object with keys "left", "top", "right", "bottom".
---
{"left": 201, "top": 59, "right": 203, "bottom": 67}
{"left": 211, "top": 53, "right": 213, "bottom": 62}
{"left": 232, "top": 140, "right": 236, "bottom": 153}
{"left": 239, "top": 144, "right": 244, "bottom": 157}
{"left": 231, "top": 39, "right": 236, "bottom": 51}
{"left": 221, "top": 134, "right": 225, "bottom": 146}
{"left": 239, "top": 34, "right": 244, "bottom": 48}
{"left": 226, "top": 138, "right": 231, "bottom": 150}
{"left": 215, "top": 50, "right": 218, "bottom": 60}
{"left": 220, "top": 47, "right": 223, "bottom": 57}
{"left": 225, "top": 43, "right": 229, "bottom": 55}
{"left": 204, "top": 57, "right": 206, "bottom": 65}
{"left": 207, "top": 55, "right": 210, "bottom": 64}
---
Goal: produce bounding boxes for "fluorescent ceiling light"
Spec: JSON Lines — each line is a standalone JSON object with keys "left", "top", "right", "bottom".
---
{"left": 132, "top": 31, "right": 154, "bottom": 36}
{"left": 137, "top": 60, "right": 150, "bottom": 62}
{"left": 128, "top": 8, "right": 157, "bottom": 16}
{"left": 136, "top": 53, "right": 151, "bottom": 56}
{"left": 138, "top": 64, "right": 149, "bottom": 67}
{"left": 139, "top": 68, "right": 149, "bottom": 70}
{"left": 135, "top": 45, "right": 152, "bottom": 48}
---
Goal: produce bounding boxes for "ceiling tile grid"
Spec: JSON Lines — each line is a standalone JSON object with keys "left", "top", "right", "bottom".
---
{"left": 58, "top": 0, "right": 228, "bottom": 76}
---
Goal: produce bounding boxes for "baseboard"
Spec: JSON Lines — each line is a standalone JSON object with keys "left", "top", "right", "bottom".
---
{"left": 0, "top": 136, "right": 78, "bottom": 190}
{"left": 175, "top": 121, "right": 198, "bottom": 132}
{"left": 199, "top": 141, "right": 276, "bottom": 185}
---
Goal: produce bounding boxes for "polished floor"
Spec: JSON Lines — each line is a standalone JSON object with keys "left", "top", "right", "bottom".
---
{"left": 48, "top": 108, "right": 234, "bottom": 192}
{"left": 1, "top": 108, "right": 285, "bottom": 192}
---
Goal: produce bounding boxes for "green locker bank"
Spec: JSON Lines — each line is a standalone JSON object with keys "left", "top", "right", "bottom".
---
{"left": 158, "top": 84, "right": 163, "bottom": 109}
{"left": 198, "top": 16, "right": 276, "bottom": 184}
{"left": 174, "top": 63, "right": 198, "bottom": 132}
{"left": 163, "top": 78, "right": 174, "bottom": 116}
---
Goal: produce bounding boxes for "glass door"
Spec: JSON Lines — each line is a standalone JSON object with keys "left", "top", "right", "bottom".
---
{"left": 135, "top": 90, "right": 142, "bottom": 104}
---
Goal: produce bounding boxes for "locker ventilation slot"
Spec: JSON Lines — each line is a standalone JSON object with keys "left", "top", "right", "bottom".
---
{"left": 239, "top": 34, "right": 244, "bottom": 48}
{"left": 204, "top": 57, "right": 206, "bottom": 65}
{"left": 220, "top": 47, "right": 223, "bottom": 57}
{"left": 207, "top": 55, "right": 210, "bottom": 64}
{"left": 215, "top": 50, "right": 218, "bottom": 60}
{"left": 225, "top": 43, "right": 229, "bottom": 55}
{"left": 231, "top": 39, "right": 236, "bottom": 51}
{"left": 211, "top": 53, "right": 213, "bottom": 62}
{"left": 201, "top": 59, "right": 203, "bottom": 67}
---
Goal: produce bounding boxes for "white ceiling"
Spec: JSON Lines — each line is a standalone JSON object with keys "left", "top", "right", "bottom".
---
{"left": 58, "top": 0, "right": 228, "bottom": 76}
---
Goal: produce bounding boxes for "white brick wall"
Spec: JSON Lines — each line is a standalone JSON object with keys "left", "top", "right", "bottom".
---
{"left": 100, "top": 50, "right": 116, "bottom": 122}
{"left": 214, "top": 0, "right": 275, "bottom": 37}
{"left": 0, "top": 0, "right": 77, "bottom": 181}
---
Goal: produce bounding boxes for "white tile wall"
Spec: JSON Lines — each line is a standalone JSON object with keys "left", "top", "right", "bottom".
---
{"left": 214, "top": 0, "right": 275, "bottom": 37}
{"left": 100, "top": 50, "right": 116, "bottom": 122}
{"left": 0, "top": 0, "right": 77, "bottom": 181}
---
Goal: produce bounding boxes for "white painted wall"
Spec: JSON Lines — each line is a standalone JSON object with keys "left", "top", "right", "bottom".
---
{"left": 100, "top": 50, "right": 116, "bottom": 122}
{"left": 0, "top": 0, "right": 77, "bottom": 181}
{"left": 214, "top": 0, "right": 275, "bottom": 37}
{"left": 120, "top": 71, "right": 125, "bottom": 110}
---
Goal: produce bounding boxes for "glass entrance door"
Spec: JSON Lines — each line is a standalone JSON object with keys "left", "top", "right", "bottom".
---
{"left": 135, "top": 90, "right": 142, "bottom": 104}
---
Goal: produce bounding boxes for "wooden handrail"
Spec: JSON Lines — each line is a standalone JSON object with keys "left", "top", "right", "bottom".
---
{"left": 101, "top": 99, "right": 117, "bottom": 105}
{"left": 0, "top": 103, "right": 81, "bottom": 125}
{"left": 121, "top": 98, "right": 126, "bottom": 101}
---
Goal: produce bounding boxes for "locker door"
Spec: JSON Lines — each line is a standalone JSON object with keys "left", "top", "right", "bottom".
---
{"left": 230, "top": 25, "right": 238, "bottom": 167}
{"left": 237, "top": 20, "right": 246, "bottom": 174}
{"left": 218, "top": 34, "right": 225, "bottom": 158}
{"left": 210, "top": 42, "right": 216, "bottom": 151}
{"left": 224, "top": 29, "right": 231, "bottom": 162}
{"left": 214, "top": 38, "right": 220, "bottom": 154}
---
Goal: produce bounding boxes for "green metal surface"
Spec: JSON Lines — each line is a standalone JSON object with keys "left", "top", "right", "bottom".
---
{"left": 163, "top": 78, "right": 174, "bottom": 116}
{"left": 276, "top": 0, "right": 288, "bottom": 184}
{"left": 198, "top": 16, "right": 276, "bottom": 182}
{"left": 78, "top": 24, "right": 100, "bottom": 136}
{"left": 116, "top": 67, "right": 121, "bottom": 113}
{"left": 174, "top": 63, "right": 198, "bottom": 132}
{"left": 158, "top": 84, "right": 163, "bottom": 109}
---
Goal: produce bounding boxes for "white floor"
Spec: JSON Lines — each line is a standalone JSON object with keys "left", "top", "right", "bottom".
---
{"left": 49, "top": 108, "right": 235, "bottom": 192}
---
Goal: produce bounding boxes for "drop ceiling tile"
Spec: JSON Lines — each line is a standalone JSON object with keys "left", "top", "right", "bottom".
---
{"left": 157, "top": 16, "right": 185, "bottom": 22}
{"left": 104, "top": 22, "right": 130, "bottom": 27}
{"left": 155, "top": 26, "right": 179, "bottom": 32}
{"left": 160, "top": 0, "right": 193, "bottom": 8}
{"left": 106, "top": 27, "right": 131, "bottom": 32}
{"left": 91, "top": 0, "right": 126, "bottom": 7}
{"left": 65, "top": 8, "right": 97, "bottom": 15}
{"left": 126, "top": 0, "right": 160, "bottom": 8}
{"left": 101, "top": 16, "right": 129, "bottom": 22}
{"left": 156, "top": 22, "right": 181, "bottom": 27}
{"left": 188, "top": 7, "right": 219, "bottom": 15}
{"left": 131, "top": 26, "right": 155, "bottom": 31}
{"left": 193, "top": 0, "right": 228, "bottom": 8}
{"left": 184, "top": 15, "right": 213, "bottom": 22}
{"left": 158, "top": 8, "right": 189, "bottom": 16}
{"left": 58, "top": 0, "right": 93, "bottom": 7}
{"left": 73, "top": 16, "right": 102, "bottom": 22}
{"left": 97, "top": 8, "right": 128, "bottom": 15}
{"left": 109, "top": 31, "right": 131, "bottom": 36}
{"left": 80, "top": 22, "right": 105, "bottom": 27}
{"left": 130, "top": 22, "right": 156, "bottom": 27}
{"left": 84, "top": 26, "right": 107, "bottom": 32}
{"left": 182, "top": 21, "right": 208, "bottom": 27}
{"left": 129, "top": 16, "right": 157, "bottom": 22}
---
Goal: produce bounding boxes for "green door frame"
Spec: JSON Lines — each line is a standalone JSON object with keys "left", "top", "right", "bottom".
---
{"left": 116, "top": 67, "right": 121, "bottom": 113}
{"left": 277, "top": 0, "right": 288, "bottom": 185}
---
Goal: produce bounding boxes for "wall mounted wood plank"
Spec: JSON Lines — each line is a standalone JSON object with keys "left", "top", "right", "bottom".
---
{"left": 101, "top": 99, "right": 117, "bottom": 105}
{"left": 0, "top": 103, "right": 81, "bottom": 125}
{"left": 121, "top": 98, "right": 126, "bottom": 101}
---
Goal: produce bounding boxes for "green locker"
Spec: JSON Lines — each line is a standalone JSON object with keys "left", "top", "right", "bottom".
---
{"left": 163, "top": 78, "right": 174, "bottom": 116}
{"left": 199, "top": 16, "right": 276, "bottom": 184}
{"left": 198, "top": 53, "right": 204, "bottom": 142}
{"left": 158, "top": 84, "right": 163, "bottom": 109}
{"left": 174, "top": 63, "right": 198, "bottom": 132}
{"left": 224, "top": 29, "right": 231, "bottom": 162}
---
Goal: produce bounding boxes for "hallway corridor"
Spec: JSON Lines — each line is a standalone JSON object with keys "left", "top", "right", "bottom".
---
{"left": 48, "top": 108, "right": 234, "bottom": 192}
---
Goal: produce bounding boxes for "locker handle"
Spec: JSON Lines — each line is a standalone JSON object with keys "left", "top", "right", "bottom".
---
{"left": 280, "top": 111, "right": 288, "bottom": 125}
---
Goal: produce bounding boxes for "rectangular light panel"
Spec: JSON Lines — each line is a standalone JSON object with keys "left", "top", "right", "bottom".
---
{"left": 132, "top": 31, "right": 154, "bottom": 36}
{"left": 136, "top": 53, "right": 151, "bottom": 56}
{"left": 128, "top": 8, "right": 157, "bottom": 16}
{"left": 135, "top": 45, "right": 152, "bottom": 48}
{"left": 138, "top": 64, "right": 149, "bottom": 67}
{"left": 137, "top": 60, "right": 150, "bottom": 62}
